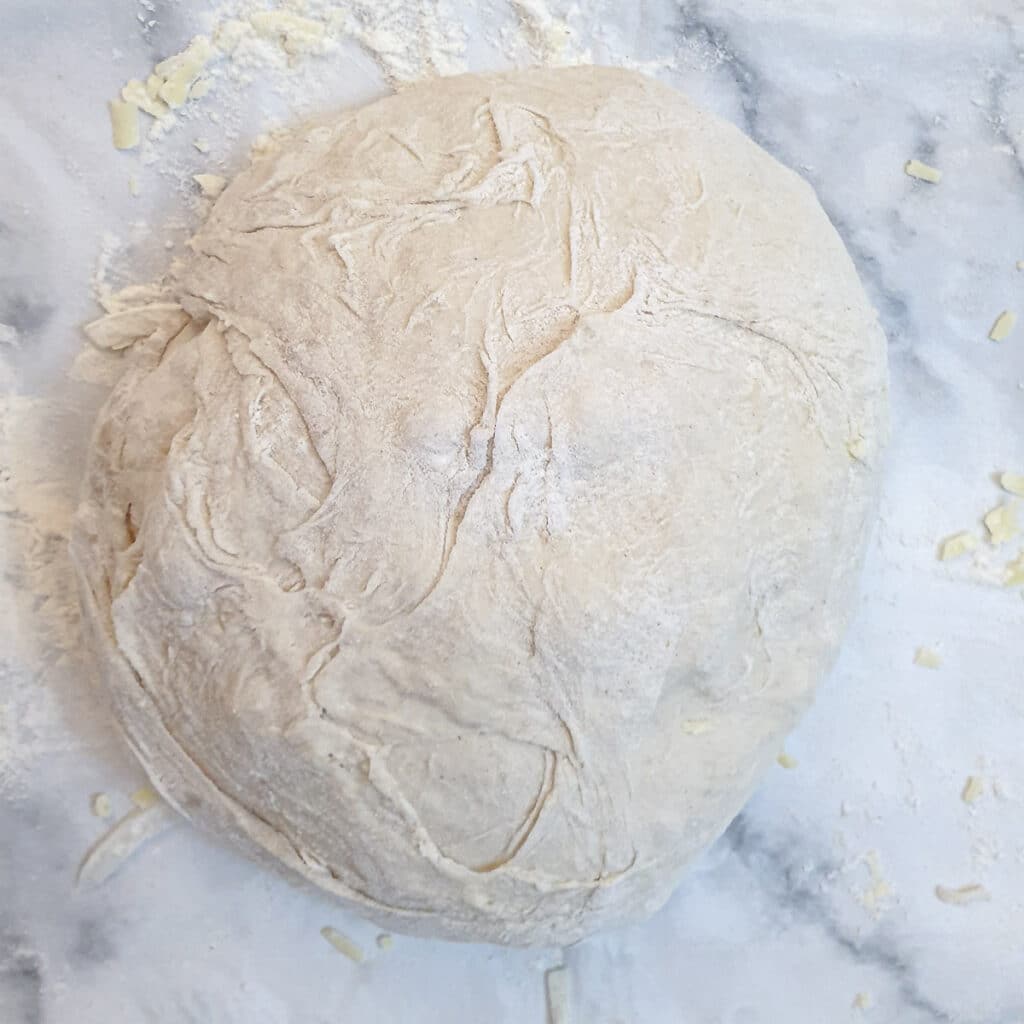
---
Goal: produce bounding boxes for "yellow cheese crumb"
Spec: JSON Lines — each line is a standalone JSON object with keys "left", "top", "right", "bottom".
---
{"left": 376, "top": 933, "right": 393, "bottom": 951}
{"left": 131, "top": 785, "right": 159, "bottom": 809}
{"left": 250, "top": 11, "right": 327, "bottom": 56}
{"left": 852, "top": 992, "right": 873, "bottom": 1010}
{"left": 939, "top": 531, "right": 977, "bottom": 561}
{"left": 681, "top": 719, "right": 711, "bottom": 735}
{"left": 109, "top": 99, "right": 140, "bottom": 150}
{"left": 193, "top": 138, "right": 211, "bottom": 154}
{"left": 961, "top": 775, "right": 984, "bottom": 804}
{"left": 776, "top": 751, "right": 798, "bottom": 770}
{"left": 189, "top": 77, "right": 213, "bottom": 100}
{"left": 155, "top": 36, "right": 213, "bottom": 109}
{"left": 904, "top": 159, "right": 942, "bottom": 183}
{"left": 1016, "top": 260, "right": 1024, "bottom": 271}
{"left": 999, "top": 472, "right": 1024, "bottom": 497}
{"left": 847, "top": 436, "right": 868, "bottom": 461}
{"left": 914, "top": 647, "right": 941, "bottom": 669}
{"left": 989, "top": 310, "right": 1017, "bottom": 342}
{"left": 128, "top": 175, "right": 140, "bottom": 197}
{"left": 194, "top": 173, "right": 227, "bottom": 198}
{"left": 320, "top": 926, "right": 363, "bottom": 962}
{"left": 860, "top": 850, "right": 892, "bottom": 914}
{"left": 91, "top": 793, "right": 113, "bottom": 818}
{"left": 934, "top": 883, "right": 990, "bottom": 906}
{"left": 76, "top": 801, "right": 176, "bottom": 887}
{"left": 984, "top": 503, "right": 1019, "bottom": 545}
{"left": 121, "top": 78, "right": 169, "bottom": 119}
{"left": 1005, "top": 551, "right": 1024, "bottom": 587}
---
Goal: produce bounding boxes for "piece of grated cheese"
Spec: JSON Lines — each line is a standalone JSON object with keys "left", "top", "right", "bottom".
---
{"left": 989, "top": 310, "right": 1017, "bottom": 342}
{"left": 77, "top": 800, "right": 177, "bottom": 887}
{"left": 934, "top": 883, "right": 990, "bottom": 906}
{"left": 999, "top": 472, "right": 1024, "bottom": 497}
{"left": 109, "top": 99, "right": 140, "bottom": 150}
{"left": 121, "top": 77, "right": 169, "bottom": 119}
{"left": 249, "top": 10, "right": 328, "bottom": 56}
{"left": 189, "top": 77, "right": 213, "bottom": 100}
{"left": 131, "top": 785, "right": 160, "bottom": 809}
{"left": 846, "top": 435, "right": 868, "bottom": 461}
{"left": 681, "top": 719, "right": 712, "bottom": 735}
{"left": 1004, "top": 551, "right": 1024, "bottom": 587}
{"left": 939, "top": 531, "right": 978, "bottom": 561}
{"left": 904, "top": 159, "right": 942, "bottom": 183}
{"left": 91, "top": 793, "right": 113, "bottom": 818}
{"left": 984, "top": 503, "right": 1019, "bottom": 545}
{"left": 320, "top": 926, "right": 364, "bottom": 963}
{"left": 914, "top": 647, "right": 942, "bottom": 669}
{"left": 961, "top": 775, "right": 985, "bottom": 804}
{"left": 154, "top": 36, "right": 214, "bottom": 108}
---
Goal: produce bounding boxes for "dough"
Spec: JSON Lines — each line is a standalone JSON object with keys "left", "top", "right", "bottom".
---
{"left": 72, "top": 66, "right": 888, "bottom": 945}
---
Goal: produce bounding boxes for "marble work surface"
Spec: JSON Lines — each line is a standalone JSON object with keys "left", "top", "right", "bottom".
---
{"left": 1, "top": 1, "right": 1023, "bottom": 1021}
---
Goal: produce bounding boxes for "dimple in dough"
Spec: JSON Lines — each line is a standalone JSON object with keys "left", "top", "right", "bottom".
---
{"left": 72, "top": 67, "right": 888, "bottom": 946}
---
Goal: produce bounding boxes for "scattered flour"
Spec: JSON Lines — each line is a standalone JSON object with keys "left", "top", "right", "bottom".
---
{"left": 0, "top": 388, "right": 84, "bottom": 786}
{"left": 509, "top": 0, "right": 591, "bottom": 66}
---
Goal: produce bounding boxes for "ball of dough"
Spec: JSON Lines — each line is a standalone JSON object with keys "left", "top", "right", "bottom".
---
{"left": 72, "top": 67, "right": 887, "bottom": 945}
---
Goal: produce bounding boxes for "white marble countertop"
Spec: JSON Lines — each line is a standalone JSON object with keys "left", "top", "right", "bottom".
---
{"left": 2, "top": 1, "right": 1023, "bottom": 1022}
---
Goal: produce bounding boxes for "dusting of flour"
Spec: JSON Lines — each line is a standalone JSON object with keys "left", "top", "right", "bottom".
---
{"left": 0, "top": 0, "right": 613, "bottom": 818}
{"left": 0, "top": 384, "right": 83, "bottom": 788}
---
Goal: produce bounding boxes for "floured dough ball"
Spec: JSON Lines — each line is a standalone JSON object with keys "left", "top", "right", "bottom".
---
{"left": 72, "top": 67, "right": 887, "bottom": 945}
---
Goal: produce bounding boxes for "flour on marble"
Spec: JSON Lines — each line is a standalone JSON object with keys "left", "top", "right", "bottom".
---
{"left": 114, "top": 0, "right": 470, "bottom": 140}
{"left": 106, "top": 0, "right": 667, "bottom": 187}
{"left": 507, "top": 0, "right": 591, "bottom": 66}
{"left": 0, "top": 389, "right": 83, "bottom": 784}
{"left": 0, "top": 323, "right": 19, "bottom": 351}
